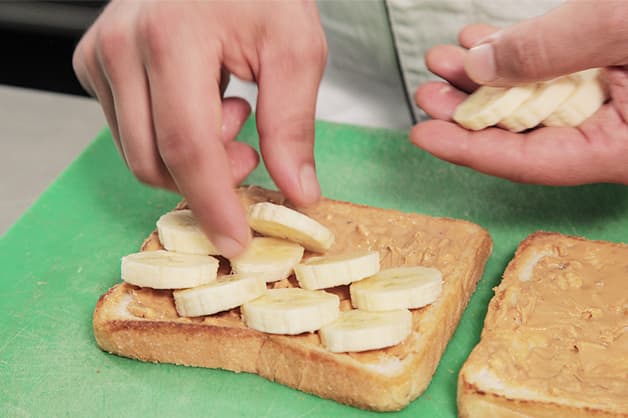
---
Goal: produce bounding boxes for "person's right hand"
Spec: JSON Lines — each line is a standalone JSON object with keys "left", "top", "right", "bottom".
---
{"left": 73, "top": 0, "right": 328, "bottom": 257}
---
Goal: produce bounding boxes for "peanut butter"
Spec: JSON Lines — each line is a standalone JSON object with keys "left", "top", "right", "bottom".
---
{"left": 478, "top": 236, "right": 628, "bottom": 409}
{"left": 125, "top": 186, "right": 485, "bottom": 362}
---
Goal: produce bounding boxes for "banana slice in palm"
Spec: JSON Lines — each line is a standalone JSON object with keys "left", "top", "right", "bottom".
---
{"left": 453, "top": 85, "right": 536, "bottom": 131}
{"left": 542, "top": 68, "right": 608, "bottom": 127}
{"left": 247, "top": 202, "right": 334, "bottom": 253}
{"left": 294, "top": 251, "right": 380, "bottom": 290}
{"left": 242, "top": 288, "right": 340, "bottom": 335}
{"left": 319, "top": 309, "right": 412, "bottom": 353}
{"left": 350, "top": 266, "right": 442, "bottom": 311}
{"left": 157, "top": 209, "right": 220, "bottom": 255}
{"left": 173, "top": 273, "right": 267, "bottom": 317}
{"left": 121, "top": 250, "right": 219, "bottom": 289}
{"left": 498, "top": 77, "right": 576, "bottom": 132}
{"left": 229, "top": 237, "right": 304, "bottom": 283}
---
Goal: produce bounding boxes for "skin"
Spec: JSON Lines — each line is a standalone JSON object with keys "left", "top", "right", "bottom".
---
{"left": 73, "top": 0, "right": 327, "bottom": 258}
{"left": 412, "top": 0, "right": 628, "bottom": 186}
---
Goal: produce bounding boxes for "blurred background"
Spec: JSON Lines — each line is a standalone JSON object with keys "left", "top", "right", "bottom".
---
{"left": 0, "top": 1, "right": 105, "bottom": 95}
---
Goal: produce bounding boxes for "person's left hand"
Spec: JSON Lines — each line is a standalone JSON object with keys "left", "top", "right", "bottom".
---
{"left": 411, "top": 1, "right": 628, "bottom": 186}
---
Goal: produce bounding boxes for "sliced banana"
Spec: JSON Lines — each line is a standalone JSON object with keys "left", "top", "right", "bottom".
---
{"left": 294, "top": 251, "right": 380, "bottom": 290}
{"left": 241, "top": 288, "right": 340, "bottom": 335}
{"left": 350, "top": 266, "right": 442, "bottom": 311}
{"left": 121, "top": 250, "right": 219, "bottom": 289}
{"left": 453, "top": 85, "right": 535, "bottom": 131}
{"left": 173, "top": 273, "right": 267, "bottom": 317}
{"left": 156, "top": 209, "right": 220, "bottom": 255}
{"left": 543, "top": 68, "right": 608, "bottom": 127}
{"left": 498, "top": 77, "right": 576, "bottom": 132}
{"left": 229, "top": 237, "right": 304, "bottom": 283}
{"left": 319, "top": 309, "right": 412, "bottom": 353}
{"left": 247, "top": 202, "right": 334, "bottom": 253}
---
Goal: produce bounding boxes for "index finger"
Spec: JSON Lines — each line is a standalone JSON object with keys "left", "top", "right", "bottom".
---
{"left": 141, "top": 14, "right": 250, "bottom": 257}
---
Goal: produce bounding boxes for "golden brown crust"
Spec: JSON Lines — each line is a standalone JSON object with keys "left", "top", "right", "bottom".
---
{"left": 458, "top": 231, "right": 628, "bottom": 418}
{"left": 94, "top": 186, "right": 493, "bottom": 411}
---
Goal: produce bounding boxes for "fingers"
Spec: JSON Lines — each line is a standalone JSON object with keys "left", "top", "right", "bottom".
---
{"left": 415, "top": 81, "right": 467, "bottom": 120}
{"left": 73, "top": 23, "right": 123, "bottom": 159}
{"left": 425, "top": 45, "right": 478, "bottom": 93}
{"left": 464, "top": 1, "right": 628, "bottom": 85}
{"left": 221, "top": 97, "right": 259, "bottom": 183}
{"left": 255, "top": 29, "right": 327, "bottom": 207}
{"left": 409, "top": 119, "right": 614, "bottom": 185}
{"left": 141, "top": 7, "right": 250, "bottom": 257}
{"left": 95, "top": 4, "right": 176, "bottom": 191}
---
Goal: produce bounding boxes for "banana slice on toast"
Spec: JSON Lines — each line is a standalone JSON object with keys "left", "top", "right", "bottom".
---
{"left": 242, "top": 288, "right": 340, "bottom": 335}
{"left": 248, "top": 202, "right": 334, "bottom": 253}
{"left": 121, "top": 250, "right": 219, "bottom": 289}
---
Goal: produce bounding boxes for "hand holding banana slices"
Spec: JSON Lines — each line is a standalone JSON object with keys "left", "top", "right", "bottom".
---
{"left": 120, "top": 201, "right": 444, "bottom": 353}
{"left": 412, "top": 0, "right": 628, "bottom": 187}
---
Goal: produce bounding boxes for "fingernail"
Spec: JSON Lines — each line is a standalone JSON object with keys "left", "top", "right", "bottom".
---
{"left": 299, "top": 163, "right": 320, "bottom": 203}
{"left": 214, "top": 235, "right": 246, "bottom": 258}
{"left": 466, "top": 43, "right": 497, "bottom": 83}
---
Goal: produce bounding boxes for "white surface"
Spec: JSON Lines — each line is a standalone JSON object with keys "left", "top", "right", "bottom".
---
{"left": 0, "top": 85, "right": 106, "bottom": 236}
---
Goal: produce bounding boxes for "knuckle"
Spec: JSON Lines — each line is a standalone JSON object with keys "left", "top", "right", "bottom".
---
{"left": 95, "top": 25, "right": 129, "bottom": 75}
{"left": 499, "top": 34, "right": 549, "bottom": 80}
{"left": 128, "top": 159, "right": 164, "bottom": 187}
{"left": 157, "top": 130, "right": 198, "bottom": 169}
{"left": 137, "top": 5, "right": 173, "bottom": 64}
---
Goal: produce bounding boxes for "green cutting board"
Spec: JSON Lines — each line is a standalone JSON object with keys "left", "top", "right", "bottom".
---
{"left": 2, "top": 119, "right": 627, "bottom": 417}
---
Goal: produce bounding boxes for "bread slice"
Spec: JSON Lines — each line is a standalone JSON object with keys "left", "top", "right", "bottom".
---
{"left": 458, "top": 232, "right": 628, "bottom": 417}
{"left": 94, "top": 185, "right": 492, "bottom": 411}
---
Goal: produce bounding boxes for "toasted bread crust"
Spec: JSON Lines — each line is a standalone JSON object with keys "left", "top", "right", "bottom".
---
{"left": 94, "top": 186, "right": 493, "bottom": 411}
{"left": 458, "top": 232, "right": 628, "bottom": 417}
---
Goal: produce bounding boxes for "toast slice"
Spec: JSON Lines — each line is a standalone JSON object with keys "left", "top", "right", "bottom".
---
{"left": 94, "top": 185, "right": 492, "bottom": 411}
{"left": 458, "top": 232, "right": 628, "bottom": 417}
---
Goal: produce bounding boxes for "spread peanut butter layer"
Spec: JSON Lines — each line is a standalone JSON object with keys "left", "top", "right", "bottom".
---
{"left": 474, "top": 234, "right": 628, "bottom": 410}
{"left": 124, "top": 186, "right": 487, "bottom": 363}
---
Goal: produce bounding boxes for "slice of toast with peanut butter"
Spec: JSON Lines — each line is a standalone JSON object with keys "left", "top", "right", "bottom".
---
{"left": 93, "top": 185, "right": 492, "bottom": 411}
{"left": 458, "top": 232, "right": 628, "bottom": 417}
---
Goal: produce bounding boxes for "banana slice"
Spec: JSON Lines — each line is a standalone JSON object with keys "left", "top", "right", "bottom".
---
{"left": 543, "top": 68, "right": 608, "bottom": 127}
{"left": 350, "top": 266, "right": 442, "bottom": 311}
{"left": 453, "top": 85, "right": 536, "bottom": 131}
{"left": 121, "top": 250, "right": 219, "bottom": 289}
{"left": 294, "top": 251, "right": 380, "bottom": 290}
{"left": 242, "top": 288, "right": 340, "bottom": 335}
{"left": 498, "top": 77, "right": 576, "bottom": 132}
{"left": 319, "top": 309, "right": 412, "bottom": 353}
{"left": 229, "top": 237, "right": 304, "bottom": 283}
{"left": 156, "top": 209, "right": 219, "bottom": 255}
{"left": 247, "top": 202, "right": 334, "bottom": 253}
{"left": 173, "top": 273, "right": 267, "bottom": 317}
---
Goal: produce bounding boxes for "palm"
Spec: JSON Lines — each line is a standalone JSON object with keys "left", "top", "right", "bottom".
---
{"left": 411, "top": 26, "right": 628, "bottom": 186}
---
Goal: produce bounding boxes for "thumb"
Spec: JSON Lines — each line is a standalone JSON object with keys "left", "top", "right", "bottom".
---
{"left": 464, "top": 1, "right": 628, "bottom": 85}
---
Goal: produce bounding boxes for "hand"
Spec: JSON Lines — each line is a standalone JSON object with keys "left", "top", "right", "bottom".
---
{"left": 73, "top": 0, "right": 327, "bottom": 257}
{"left": 411, "top": 1, "right": 628, "bottom": 186}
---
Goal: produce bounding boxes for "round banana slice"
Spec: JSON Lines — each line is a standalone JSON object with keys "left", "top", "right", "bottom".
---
{"left": 350, "top": 266, "right": 442, "bottom": 311}
{"left": 543, "top": 68, "right": 608, "bottom": 127}
{"left": 173, "top": 273, "right": 267, "bottom": 317}
{"left": 319, "top": 309, "right": 412, "bottom": 353}
{"left": 294, "top": 251, "right": 380, "bottom": 290}
{"left": 453, "top": 85, "right": 536, "bottom": 131}
{"left": 242, "top": 288, "right": 340, "bottom": 335}
{"left": 229, "top": 237, "right": 304, "bottom": 283}
{"left": 121, "top": 250, "right": 219, "bottom": 289}
{"left": 156, "top": 209, "right": 220, "bottom": 255}
{"left": 498, "top": 77, "right": 576, "bottom": 132}
{"left": 247, "top": 202, "right": 334, "bottom": 253}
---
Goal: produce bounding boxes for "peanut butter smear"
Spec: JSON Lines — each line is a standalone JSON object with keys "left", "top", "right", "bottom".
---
{"left": 125, "top": 186, "right": 489, "bottom": 363}
{"left": 476, "top": 234, "right": 628, "bottom": 410}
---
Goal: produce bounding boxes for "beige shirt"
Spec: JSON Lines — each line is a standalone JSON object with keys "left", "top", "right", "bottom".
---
{"left": 227, "top": 0, "right": 562, "bottom": 129}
